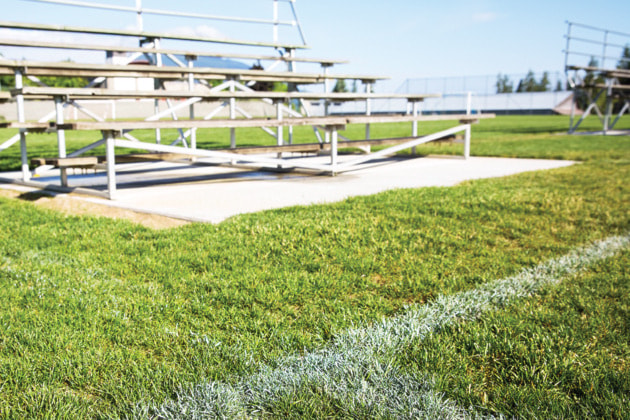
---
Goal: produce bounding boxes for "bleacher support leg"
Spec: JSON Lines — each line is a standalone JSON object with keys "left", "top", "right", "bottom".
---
{"left": 55, "top": 97, "right": 68, "bottom": 187}
{"left": 276, "top": 101, "right": 283, "bottom": 167}
{"left": 15, "top": 70, "right": 30, "bottom": 181}
{"left": 411, "top": 101, "right": 419, "bottom": 156}
{"left": 330, "top": 126, "right": 338, "bottom": 175}
{"left": 464, "top": 124, "right": 471, "bottom": 159}
{"left": 364, "top": 81, "right": 372, "bottom": 153}
{"left": 105, "top": 131, "right": 117, "bottom": 199}
{"left": 187, "top": 56, "right": 197, "bottom": 150}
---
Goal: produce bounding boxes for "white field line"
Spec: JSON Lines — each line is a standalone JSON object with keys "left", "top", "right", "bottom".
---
{"left": 135, "top": 233, "right": 630, "bottom": 419}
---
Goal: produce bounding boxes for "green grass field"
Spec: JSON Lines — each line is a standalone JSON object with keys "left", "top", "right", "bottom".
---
{"left": 0, "top": 115, "right": 629, "bottom": 418}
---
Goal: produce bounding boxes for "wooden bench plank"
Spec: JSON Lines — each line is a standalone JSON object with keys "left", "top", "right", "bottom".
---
{"left": 54, "top": 113, "right": 494, "bottom": 131}
{"left": 0, "top": 121, "right": 54, "bottom": 132}
{"left": 594, "top": 84, "right": 630, "bottom": 91}
{"left": 566, "top": 65, "right": 630, "bottom": 79}
{"left": 12, "top": 86, "right": 438, "bottom": 102}
{"left": 0, "top": 59, "right": 387, "bottom": 84}
{"left": 32, "top": 156, "right": 99, "bottom": 167}
{"left": 32, "top": 153, "right": 200, "bottom": 168}
{"left": 0, "top": 38, "right": 345, "bottom": 66}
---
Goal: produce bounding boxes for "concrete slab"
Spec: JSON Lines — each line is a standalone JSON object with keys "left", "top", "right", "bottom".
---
{"left": 1, "top": 156, "right": 575, "bottom": 224}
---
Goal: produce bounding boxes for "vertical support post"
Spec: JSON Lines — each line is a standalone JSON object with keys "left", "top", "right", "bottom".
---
{"left": 330, "top": 126, "right": 338, "bottom": 174}
{"left": 411, "top": 100, "right": 419, "bottom": 156}
{"left": 464, "top": 124, "right": 471, "bottom": 160}
{"left": 54, "top": 97, "right": 68, "bottom": 187}
{"left": 569, "top": 71, "right": 577, "bottom": 133}
{"left": 276, "top": 101, "right": 283, "bottom": 166}
{"left": 286, "top": 48, "right": 295, "bottom": 145}
{"left": 272, "top": 0, "right": 279, "bottom": 44}
{"left": 104, "top": 131, "right": 117, "bottom": 200}
{"left": 229, "top": 79, "right": 236, "bottom": 149}
{"left": 276, "top": 101, "right": 283, "bottom": 148}
{"left": 323, "top": 64, "right": 332, "bottom": 143}
{"left": 601, "top": 30, "right": 608, "bottom": 70}
{"left": 365, "top": 81, "right": 372, "bottom": 141}
{"left": 603, "top": 81, "right": 613, "bottom": 135}
{"left": 15, "top": 69, "right": 30, "bottom": 181}
{"left": 564, "top": 22, "right": 572, "bottom": 74}
{"left": 135, "top": 0, "right": 143, "bottom": 31}
{"left": 153, "top": 38, "right": 162, "bottom": 144}
{"left": 187, "top": 56, "right": 197, "bottom": 150}
{"left": 154, "top": 101, "right": 161, "bottom": 144}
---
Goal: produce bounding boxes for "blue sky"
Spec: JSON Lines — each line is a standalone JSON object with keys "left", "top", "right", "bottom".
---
{"left": 1, "top": 0, "right": 629, "bottom": 91}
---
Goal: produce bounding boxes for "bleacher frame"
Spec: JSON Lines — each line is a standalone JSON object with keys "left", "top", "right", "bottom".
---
{"left": 564, "top": 22, "right": 630, "bottom": 134}
{"left": 0, "top": 1, "right": 493, "bottom": 199}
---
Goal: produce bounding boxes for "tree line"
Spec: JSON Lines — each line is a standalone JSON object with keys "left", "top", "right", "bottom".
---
{"left": 496, "top": 44, "right": 630, "bottom": 95}
{"left": 495, "top": 71, "right": 561, "bottom": 94}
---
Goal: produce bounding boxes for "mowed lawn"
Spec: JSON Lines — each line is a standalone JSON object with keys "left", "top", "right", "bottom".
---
{"left": 0, "top": 115, "right": 628, "bottom": 418}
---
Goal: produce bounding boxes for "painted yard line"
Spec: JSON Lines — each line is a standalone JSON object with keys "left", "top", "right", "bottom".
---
{"left": 138, "top": 233, "right": 630, "bottom": 419}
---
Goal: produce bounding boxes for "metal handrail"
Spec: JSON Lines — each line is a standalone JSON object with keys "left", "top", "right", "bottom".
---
{"left": 20, "top": 0, "right": 307, "bottom": 45}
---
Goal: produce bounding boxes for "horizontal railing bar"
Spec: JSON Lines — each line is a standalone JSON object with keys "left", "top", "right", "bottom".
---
{"left": 567, "top": 21, "right": 630, "bottom": 38}
{"left": 21, "top": 0, "right": 297, "bottom": 27}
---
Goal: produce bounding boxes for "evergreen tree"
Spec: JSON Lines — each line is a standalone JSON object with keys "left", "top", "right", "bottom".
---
{"left": 517, "top": 70, "right": 537, "bottom": 92}
{"left": 495, "top": 73, "right": 513, "bottom": 93}
{"left": 537, "top": 71, "right": 550, "bottom": 92}
{"left": 332, "top": 79, "right": 347, "bottom": 93}
{"left": 617, "top": 44, "right": 630, "bottom": 84}
{"left": 614, "top": 45, "right": 630, "bottom": 112}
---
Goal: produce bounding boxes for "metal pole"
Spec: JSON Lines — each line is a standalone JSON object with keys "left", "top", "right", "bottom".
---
{"left": 153, "top": 38, "right": 162, "bottom": 144}
{"left": 330, "top": 127, "right": 338, "bottom": 174}
{"left": 604, "top": 81, "right": 613, "bottom": 134}
{"left": 187, "top": 56, "right": 197, "bottom": 150}
{"left": 229, "top": 79, "right": 236, "bottom": 148}
{"left": 564, "top": 22, "right": 572, "bottom": 72}
{"left": 105, "top": 131, "right": 117, "bottom": 199}
{"left": 24, "top": 0, "right": 297, "bottom": 27}
{"left": 55, "top": 97, "right": 68, "bottom": 186}
{"left": 323, "top": 65, "right": 331, "bottom": 143}
{"left": 286, "top": 48, "right": 295, "bottom": 145}
{"left": 276, "top": 101, "right": 283, "bottom": 164}
{"left": 136, "top": 0, "right": 143, "bottom": 31}
{"left": 411, "top": 100, "right": 419, "bottom": 155}
{"left": 288, "top": 0, "right": 308, "bottom": 45}
{"left": 15, "top": 70, "right": 30, "bottom": 181}
{"left": 273, "top": 0, "right": 279, "bottom": 44}
{"left": 602, "top": 30, "right": 608, "bottom": 69}
{"left": 365, "top": 81, "right": 372, "bottom": 141}
{"left": 464, "top": 124, "right": 471, "bottom": 159}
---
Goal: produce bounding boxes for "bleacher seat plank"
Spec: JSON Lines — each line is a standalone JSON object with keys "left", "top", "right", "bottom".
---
{"left": 0, "top": 59, "right": 386, "bottom": 84}
{"left": 12, "top": 86, "right": 437, "bottom": 102}
{"left": 0, "top": 20, "right": 306, "bottom": 50}
{"left": 53, "top": 113, "right": 493, "bottom": 132}
{"left": 0, "top": 38, "right": 345, "bottom": 66}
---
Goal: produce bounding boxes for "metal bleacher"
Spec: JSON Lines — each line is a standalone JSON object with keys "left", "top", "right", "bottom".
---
{"left": 0, "top": 0, "right": 493, "bottom": 199}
